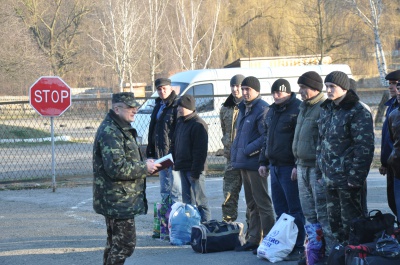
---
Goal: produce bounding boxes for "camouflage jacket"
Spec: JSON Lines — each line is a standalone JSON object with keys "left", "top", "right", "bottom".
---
{"left": 93, "top": 110, "right": 148, "bottom": 219}
{"left": 316, "top": 89, "right": 374, "bottom": 189}
{"left": 219, "top": 94, "right": 241, "bottom": 159}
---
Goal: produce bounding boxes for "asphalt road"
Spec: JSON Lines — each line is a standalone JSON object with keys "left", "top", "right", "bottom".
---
{"left": 0, "top": 169, "right": 390, "bottom": 265}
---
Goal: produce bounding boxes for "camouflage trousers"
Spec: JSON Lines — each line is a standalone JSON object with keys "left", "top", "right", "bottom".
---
{"left": 326, "top": 187, "right": 363, "bottom": 244}
{"left": 222, "top": 162, "right": 243, "bottom": 222}
{"left": 297, "top": 165, "right": 334, "bottom": 251}
{"left": 104, "top": 217, "right": 136, "bottom": 265}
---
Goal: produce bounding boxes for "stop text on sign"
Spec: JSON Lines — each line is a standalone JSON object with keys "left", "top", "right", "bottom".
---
{"left": 33, "top": 90, "right": 70, "bottom": 103}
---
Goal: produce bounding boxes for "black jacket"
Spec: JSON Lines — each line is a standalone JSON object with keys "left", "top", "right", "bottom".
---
{"left": 146, "top": 91, "right": 178, "bottom": 158}
{"left": 260, "top": 92, "right": 301, "bottom": 167}
{"left": 172, "top": 112, "right": 208, "bottom": 179}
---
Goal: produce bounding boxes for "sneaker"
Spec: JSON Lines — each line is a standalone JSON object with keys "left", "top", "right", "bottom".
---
{"left": 234, "top": 241, "right": 258, "bottom": 252}
{"left": 283, "top": 249, "right": 304, "bottom": 261}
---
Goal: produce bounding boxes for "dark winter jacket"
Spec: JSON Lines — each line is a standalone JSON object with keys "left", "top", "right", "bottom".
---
{"left": 388, "top": 106, "right": 400, "bottom": 179}
{"left": 292, "top": 92, "right": 326, "bottom": 167}
{"left": 316, "top": 89, "right": 375, "bottom": 189}
{"left": 231, "top": 97, "right": 269, "bottom": 171}
{"left": 93, "top": 110, "right": 148, "bottom": 219}
{"left": 259, "top": 92, "right": 301, "bottom": 167}
{"left": 146, "top": 91, "right": 178, "bottom": 159}
{"left": 173, "top": 112, "right": 208, "bottom": 179}
{"left": 381, "top": 96, "right": 399, "bottom": 166}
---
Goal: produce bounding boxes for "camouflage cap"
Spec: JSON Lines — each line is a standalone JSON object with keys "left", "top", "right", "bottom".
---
{"left": 112, "top": 92, "right": 140, "bottom": 107}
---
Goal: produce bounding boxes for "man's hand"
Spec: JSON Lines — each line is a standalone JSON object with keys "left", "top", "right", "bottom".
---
{"left": 379, "top": 165, "right": 387, "bottom": 175}
{"left": 291, "top": 167, "right": 297, "bottom": 181}
{"left": 258, "top": 166, "right": 269, "bottom": 178}
{"left": 146, "top": 159, "right": 161, "bottom": 174}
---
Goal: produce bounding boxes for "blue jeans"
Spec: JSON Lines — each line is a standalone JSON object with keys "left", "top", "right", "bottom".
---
{"left": 394, "top": 177, "right": 400, "bottom": 221}
{"left": 159, "top": 167, "right": 182, "bottom": 204}
{"left": 179, "top": 170, "right": 211, "bottom": 222}
{"left": 270, "top": 165, "right": 306, "bottom": 250}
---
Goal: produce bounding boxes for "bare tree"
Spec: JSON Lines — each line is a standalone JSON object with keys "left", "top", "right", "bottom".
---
{"left": 146, "top": 0, "right": 169, "bottom": 92}
{"left": 167, "top": 0, "right": 222, "bottom": 70}
{"left": 346, "top": 0, "right": 387, "bottom": 85}
{"left": 15, "top": 0, "right": 90, "bottom": 77}
{"left": 89, "top": 0, "right": 146, "bottom": 92}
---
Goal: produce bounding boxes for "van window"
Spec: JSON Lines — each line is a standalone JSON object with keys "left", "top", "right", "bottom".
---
{"left": 185, "top": 84, "right": 214, "bottom": 113}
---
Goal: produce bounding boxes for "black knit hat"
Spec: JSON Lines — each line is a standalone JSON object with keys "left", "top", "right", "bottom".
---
{"left": 324, "top": 71, "right": 350, "bottom": 90}
{"left": 241, "top": 76, "right": 260, "bottom": 92}
{"left": 230, "top": 74, "right": 245, "bottom": 86}
{"left": 177, "top": 94, "right": 196, "bottom": 111}
{"left": 271, "top": 79, "right": 291, "bottom": 93}
{"left": 297, "top": 71, "right": 323, "bottom": 91}
{"left": 385, "top": 70, "right": 400, "bottom": 81}
{"left": 155, "top": 78, "right": 171, "bottom": 88}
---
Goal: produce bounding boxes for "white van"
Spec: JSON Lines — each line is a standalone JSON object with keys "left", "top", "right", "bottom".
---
{"left": 132, "top": 64, "right": 352, "bottom": 153}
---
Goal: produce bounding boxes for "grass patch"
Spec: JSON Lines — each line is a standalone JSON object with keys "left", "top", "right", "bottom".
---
{"left": 0, "top": 124, "right": 51, "bottom": 139}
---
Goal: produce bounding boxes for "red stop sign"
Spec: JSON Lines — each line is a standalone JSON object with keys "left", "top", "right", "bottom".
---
{"left": 29, "top": 76, "right": 72, "bottom": 117}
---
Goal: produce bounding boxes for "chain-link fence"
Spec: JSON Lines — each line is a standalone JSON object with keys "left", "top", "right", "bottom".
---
{"left": 0, "top": 89, "right": 385, "bottom": 182}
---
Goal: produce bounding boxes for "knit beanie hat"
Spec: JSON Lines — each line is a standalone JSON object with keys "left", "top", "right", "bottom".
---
{"left": 324, "top": 71, "right": 350, "bottom": 90}
{"left": 271, "top": 79, "right": 291, "bottom": 93}
{"left": 177, "top": 94, "right": 196, "bottom": 111}
{"left": 385, "top": 70, "right": 400, "bottom": 81}
{"left": 297, "top": 71, "right": 323, "bottom": 91}
{"left": 241, "top": 76, "right": 260, "bottom": 92}
{"left": 230, "top": 74, "right": 245, "bottom": 86}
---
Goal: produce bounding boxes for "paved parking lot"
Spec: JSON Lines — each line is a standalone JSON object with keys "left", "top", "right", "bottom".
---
{"left": 0, "top": 169, "right": 390, "bottom": 265}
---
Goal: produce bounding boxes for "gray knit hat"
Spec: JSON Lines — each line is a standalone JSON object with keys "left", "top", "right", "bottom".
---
{"left": 297, "top": 71, "right": 323, "bottom": 91}
{"left": 324, "top": 71, "right": 350, "bottom": 90}
{"left": 241, "top": 76, "right": 260, "bottom": 92}
{"left": 230, "top": 74, "right": 245, "bottom": 86}
{"left": 177, "top": 94, "right": 196, "bottom": 111}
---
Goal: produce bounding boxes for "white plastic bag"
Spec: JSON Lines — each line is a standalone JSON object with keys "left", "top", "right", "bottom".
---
{"left": 168, "top": 202, "right": 201, "bottom": 245}
{"left": 257, "top": 213, "right": 299, "bottom": 263}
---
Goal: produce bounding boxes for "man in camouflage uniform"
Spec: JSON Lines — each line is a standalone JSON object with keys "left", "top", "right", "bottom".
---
{"left": 316, "top": 71, "right": 374, "bottom": 244}
{"left": 93, "top": 92, "right": 160, "bottom": 265}
{"left": 220, "top": 74, "right": 245, "bottom": 222}
{"left": 292, "top": 72, "right": 333, "bottom": 263}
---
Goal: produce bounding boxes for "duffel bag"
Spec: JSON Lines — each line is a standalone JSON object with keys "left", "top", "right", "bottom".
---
{"left": 344, "top": 242, "right": 375, "bottom": 265}
{"left": 348, "top": 210, "right": 396, "bottom": 245}
{"left": 190, "top": 220, "right": 244, "bottom": 253}
{"left": 363, "top": 255, "right": 400, "bottom": 265}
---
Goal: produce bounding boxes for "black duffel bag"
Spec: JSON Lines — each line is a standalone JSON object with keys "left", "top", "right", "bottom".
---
{"left": 348, "top": 210, "right": 396, "bottom": 245}
{"left": 190, "top": 220, "right": 244, "bottom": 253}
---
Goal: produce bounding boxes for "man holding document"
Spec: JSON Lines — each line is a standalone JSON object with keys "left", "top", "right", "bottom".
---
{"left": 172, "top": 94, "right": 211, "bottom": 222}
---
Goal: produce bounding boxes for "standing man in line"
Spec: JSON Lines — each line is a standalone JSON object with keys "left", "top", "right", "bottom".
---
{"left": 316, "top": 71, "right": 374, "bottom": 245}
{"left": 387, "top": 82, "right": 400, "bottom": 222}
{"left": 259, "top": 79, "right": 305, "bottom": 261}
{"left": 172, "top": 94, "right": 211, "bottom": 222}
{"left": 146, "top": 78, "right": 181, "bottom": 203}
{"left": 220, "top": 74, "right": 245, "bottom": 222}
{"left": 379, "top": 70, "right": 400, "bottom": 217}
{"left": 291, "top": 72, "right": 333, "bottom": 263}
{"left": 93, "top": 92, "right": 160, "bottom": 265}
{"left": 231, "top": 76, "right": 275, "bottom": 252}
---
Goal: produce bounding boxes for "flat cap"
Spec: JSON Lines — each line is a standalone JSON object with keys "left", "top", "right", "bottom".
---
{"left": 155, "top": 78, "right": 171, "bottom": 88}
{"left": 385, "top": 70, "right": 400, "bottom": 81}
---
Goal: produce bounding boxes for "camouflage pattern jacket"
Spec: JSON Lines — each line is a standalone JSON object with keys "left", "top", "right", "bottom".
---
{"left": 219, "top": 94, "right": 241, "bottom": 160}
{"left": 316, "top": 89, "right": 374, "bottom": 189}
{"left": 93, "top": 110, "right": 148, "bottom": 219}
